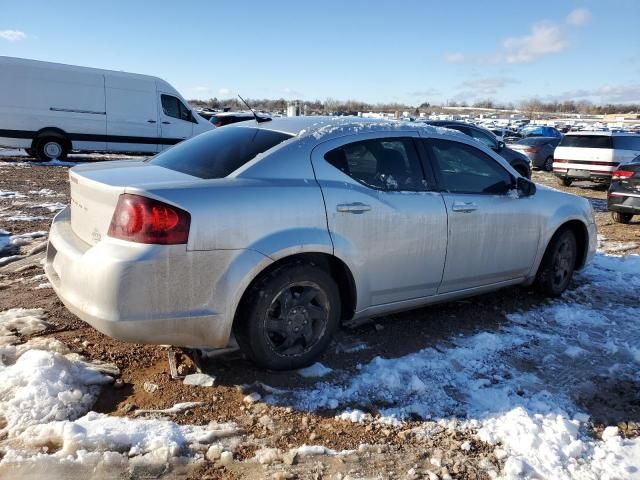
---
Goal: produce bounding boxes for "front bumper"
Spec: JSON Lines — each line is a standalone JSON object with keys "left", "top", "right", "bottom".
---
{"left": 45, "top": 207, "right": 235, "bottom": 348}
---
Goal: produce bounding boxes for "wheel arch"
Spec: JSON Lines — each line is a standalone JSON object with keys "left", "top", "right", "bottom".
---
{"left": 543, "top": 219, "right": 590, "bottom": 271}
{"left": 31, "top": 127, "right": 72, "bottom": 151}
{"left": 232, "top": 251, "right": 358, "bottom": 330}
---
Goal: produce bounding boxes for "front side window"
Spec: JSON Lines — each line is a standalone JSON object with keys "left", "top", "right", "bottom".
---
{"left": 324, "top": 138, "right": 426, "bottom": 191}
{"left": 161, "top": 94, "right": 192, "bottom": 122}
{"left": 427, "top": 139, "right": 513, "bottom": 194}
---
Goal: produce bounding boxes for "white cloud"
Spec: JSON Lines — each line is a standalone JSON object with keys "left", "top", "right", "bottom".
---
{"left": 0, "top": 30, "right": 27, "bottom": 42}
{"left": 191, "top": 85, "right": 211, "bottom": 93}
{"left": 282, "top": 87, "right": 303, "bottom": 97}
{"left": 502, "top": 22, "right": 567, "bottom": 64}
{"left": 459, "top": 77, "right": 518, "bottom": 95}
{"left": 218, "top": 88, "right": 231, "bottom": 96}
{"left": 544, "top": 84, "right": 640, "bottom": 104}
{"left": 443, "top": 52, "right": 466, "bottom": 64}
{"left": 566, "top": 8, "right": 591, "bottom": 26}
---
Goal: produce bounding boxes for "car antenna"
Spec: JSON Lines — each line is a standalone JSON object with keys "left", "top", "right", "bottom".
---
{"left": 237, "top": 94, "right": 270, "bottom": 124}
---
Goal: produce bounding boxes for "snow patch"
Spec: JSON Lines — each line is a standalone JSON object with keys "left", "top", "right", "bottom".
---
{"left": 297, "top": 362, "right": 333, "bottom": 378}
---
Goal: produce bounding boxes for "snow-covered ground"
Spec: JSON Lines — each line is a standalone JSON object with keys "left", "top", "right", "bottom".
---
{"left": 268, "top": 252, "right": 640, "bottom": 479}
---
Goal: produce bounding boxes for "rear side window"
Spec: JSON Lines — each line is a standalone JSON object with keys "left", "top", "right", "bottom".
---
{"left": 324, "top": 138, "right": 426, "bottom": 191}
{"left": 150, "top": 127, "right": 293, "bottom": 179}
{"left": 559, "top": 135, "right": 613, "bottom": 149}
{"left": 427, "top": 139, "right": 513, "bottom": 194}
{"left": 613, "top": 136, "right": 640, "bottom": 150}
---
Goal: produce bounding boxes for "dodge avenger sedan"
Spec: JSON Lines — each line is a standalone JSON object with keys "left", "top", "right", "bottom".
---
{"left": 45, "top": 117, "right": 597, "bottom": 369}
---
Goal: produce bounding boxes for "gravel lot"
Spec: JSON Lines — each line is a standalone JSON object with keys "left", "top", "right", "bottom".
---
{"left": 1, "top": 152, "right": 639, "bottom": 479}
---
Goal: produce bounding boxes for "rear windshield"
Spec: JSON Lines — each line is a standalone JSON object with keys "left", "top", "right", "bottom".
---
{"left": 559, "top": 135, "right": 613, "bottom": 149}
{"left": 149, "top": 127, "right": 293, "bottom": 179}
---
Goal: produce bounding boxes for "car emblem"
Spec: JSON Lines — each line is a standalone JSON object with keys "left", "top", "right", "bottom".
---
{"left": 91, "top": 229, "right": 102, "bottom": 242}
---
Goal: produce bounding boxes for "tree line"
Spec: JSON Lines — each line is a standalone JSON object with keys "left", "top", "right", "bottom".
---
{"left": 189, "top": 97, "right": 639, "bottom": 116}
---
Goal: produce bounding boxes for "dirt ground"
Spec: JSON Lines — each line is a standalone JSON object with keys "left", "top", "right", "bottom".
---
{"left": 1, "top": 156, "right": 639, "bottom": 479}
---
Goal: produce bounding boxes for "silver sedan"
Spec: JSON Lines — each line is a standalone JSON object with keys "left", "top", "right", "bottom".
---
{"left": 45, "top": 117, "right": 597, "bottom": 369}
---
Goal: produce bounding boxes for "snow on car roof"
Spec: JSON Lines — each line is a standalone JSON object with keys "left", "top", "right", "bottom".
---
{"left": 238, "top": 116, "right": 464, "bottom": 141}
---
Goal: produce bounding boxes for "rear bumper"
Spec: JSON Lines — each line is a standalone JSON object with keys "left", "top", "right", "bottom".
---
{"left": 608, "top": 192, "right": 640, "bottom": 214}
{"left": 553, "top": 169, "right": 612, "bottom": 182}
{"left": 45, "top": 207, "right": 238, "bottom": 348}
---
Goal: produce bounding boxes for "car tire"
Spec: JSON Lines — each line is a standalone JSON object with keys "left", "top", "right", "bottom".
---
{"left": 25, "top": 148, "right": 35, "bottom": 158}
{"left": 543, "top": 156, "right": 554, "bottom": 172}
{"left": 611, "top": 211, "right": 633, "bottom": 224}
{"left": 557, "top": 177, "right": 572, "bottom": 187}
{"left": 35, "top": 137, "right": 68, "bottom": 162}
{"left": 535, "top": 228, "right": 577, "bottom": 297}
{"left": 234, "top": 261, "right": 341, "bottom": 370}
{"left": 514, "top": 165, "right": 530, "bottom": 178}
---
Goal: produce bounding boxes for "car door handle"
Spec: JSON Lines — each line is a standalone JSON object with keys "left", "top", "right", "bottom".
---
{"left": 147, "top": 119, "right": 157, "bottom": 123}
{"left": 451, "top": 201, "right": 478, "bottom": 213}
{"left": 336, "top": 202, "right": 371, "bottom": 214}
{"left": 162, "top": 121, "right": 171, "bottom": 124}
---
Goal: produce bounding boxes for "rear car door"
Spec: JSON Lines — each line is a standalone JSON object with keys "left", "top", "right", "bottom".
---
{"left": 311, "top": 132, "right": 448, "bottom": 307}
{"left": 159, "top": 93, "right": 195, "bottom": 150}
{"left": 423, "top": 137, "right": 541, "bottom": 293}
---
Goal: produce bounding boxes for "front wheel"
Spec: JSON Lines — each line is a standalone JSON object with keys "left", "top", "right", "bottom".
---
{"left": 543, "top": 156, "right": 554, "bottom": 172}
{"left": 234, "top": 262, "right": 341, "bottom": 370}
{"left": 535, "top": 229, "right": 577, "bottom": 297}
{"left": 611, "top": 211, "right": 633, "bottom": 224}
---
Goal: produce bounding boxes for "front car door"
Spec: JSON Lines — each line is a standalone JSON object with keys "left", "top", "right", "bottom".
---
{"left": 159, "top": 93, "right": 195, "bottom": 150}
{"left": 422, "top": 136, "right": 542, "bottom": 293}
{"left": 311, "top": 132, "right": 448, "bottom": 308}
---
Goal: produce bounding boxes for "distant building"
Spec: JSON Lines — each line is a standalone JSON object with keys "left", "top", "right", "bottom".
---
{"left": 287, "top": 100, "right": 301, "bottom": 117}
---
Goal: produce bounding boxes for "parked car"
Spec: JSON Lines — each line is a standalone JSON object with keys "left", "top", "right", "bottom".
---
{"left": 520, "top": 125, "right": 562, "bottom": 139}
{"left": 553, "top": 132, "right": 640, "bottom": 186}
{"left": 0, "top": 56, "right": 213, "bottom": 161}
{"left": 427, "top": 121, "right": 531, "bottom": 178}
{"left": 510, "top": 137, "right": 562, "bottom": 171}
{"left": 210, "top": 112, "right": 270, "bottom": 128}
{"left": 46, "top": 117, "right": 596, "bottom": 370}
{"left": 490, "top": 128, "right": 520, "bottom": 143}
{"left": 608, "top": 158, "right": 640, "bottom": 223}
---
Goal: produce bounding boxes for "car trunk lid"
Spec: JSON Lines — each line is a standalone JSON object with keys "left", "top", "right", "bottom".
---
{"left": 69, "top": 160, "right": 197, "bottom": 245}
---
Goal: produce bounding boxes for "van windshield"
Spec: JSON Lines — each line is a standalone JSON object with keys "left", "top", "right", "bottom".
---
{"left": 559, "top": 135, "right": 613, "bottom": 149}
{"left": 149, "top": 127, "right": 293, "bottom": 179}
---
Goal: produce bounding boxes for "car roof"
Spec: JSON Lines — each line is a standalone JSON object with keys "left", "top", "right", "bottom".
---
{"left": 212, "top": 111, "right": 256, "bottom": 118}
{"left": 230, "top": 116, "right": 464, "bottom": 141}
{"left": 565, "top": 131, "right": 635, "bottom": 137}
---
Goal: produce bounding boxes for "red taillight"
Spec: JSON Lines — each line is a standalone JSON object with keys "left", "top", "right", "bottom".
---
{"left": 525, "top": 147, "right": 539, "bottom": 153}
{"left": 108, "top": 194, "right": 190, "bottom": 244}
{"left": 611, "top": 170, "right": 635, "bottom": 180}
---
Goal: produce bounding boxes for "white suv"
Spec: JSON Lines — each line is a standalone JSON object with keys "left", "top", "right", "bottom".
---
{"left": 553, "top": 132, "right": 640, "bottom": 186}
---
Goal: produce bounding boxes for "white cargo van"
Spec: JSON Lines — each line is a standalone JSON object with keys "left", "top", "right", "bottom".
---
{"left": 0, "top": 56, "right": 213, "bottom": 161}
{"left": 553, "top": 131, "right": 640, "bottom": 186}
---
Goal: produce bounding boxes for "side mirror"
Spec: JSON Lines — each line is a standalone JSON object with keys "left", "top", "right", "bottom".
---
{"left": 516, "top": 177, "right": 536, "bottom": 197}
{"left": 495, "top": 140, "right": 505, "bottom": 151}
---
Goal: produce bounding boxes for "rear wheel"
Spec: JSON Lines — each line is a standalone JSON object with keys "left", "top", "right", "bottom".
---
{"left": 35, "top": 137, "right": 68, "bottom": 162}
{"left": 535, "top": 229, "right": 577, "bottom": 297}
{"left": 234, "top": 262, "right": 340, "bottom": 370}
{"left": 557, "top": 177, "right": 573, "bottom": 187}
{"left": 611, "top": 211, "right": 633, "bottom": 224}
{"left": 543, "top": 156, "right": 554, "bottom": 172}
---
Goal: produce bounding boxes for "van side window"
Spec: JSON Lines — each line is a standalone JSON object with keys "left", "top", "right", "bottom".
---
{"left": 161, "top": 94, "right": 192, "bottom": 122}
{"left": 613, "top": 136, "right": 640, "bottom": 151}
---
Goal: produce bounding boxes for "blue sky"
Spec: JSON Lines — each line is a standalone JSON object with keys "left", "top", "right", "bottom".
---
{"left": 1, "top": 0, "right": 638, "bottom": 105}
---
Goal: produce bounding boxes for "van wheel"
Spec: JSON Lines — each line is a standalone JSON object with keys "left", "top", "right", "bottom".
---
{"left": 543, "top": 156, "right": 554, "bottom": 172}
{"left": 234, "top": 262, "right": 340, "bottom": 370}
{"left": 535, "top": 228, "right": 577, "bottom": 297}
{"left": 611, "top": 211, "right": 633, "bottom": 224}
{"left": 35, "top": 137, "right": 68, "bottom": 162}
{"left": 557, "top": 177, "right": 572, "bottom": 187}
